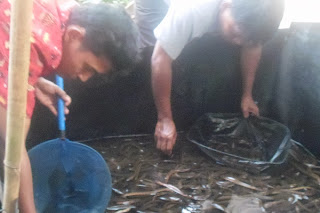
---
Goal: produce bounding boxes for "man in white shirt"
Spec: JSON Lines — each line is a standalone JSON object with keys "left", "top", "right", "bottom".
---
{"left": 151, "top": 0, "right": 285, "bottom": 155}
{"left": 135, "top": 0, "right": 170, "bottom": 48}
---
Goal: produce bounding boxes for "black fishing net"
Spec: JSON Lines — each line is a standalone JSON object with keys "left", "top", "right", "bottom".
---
{"left": 187, "top": 113, "right": 292, "bottom": 174}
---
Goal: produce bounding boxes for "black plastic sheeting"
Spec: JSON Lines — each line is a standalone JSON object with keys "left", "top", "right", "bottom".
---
{"left": 187, "top": 113, "right": 292, "bottom": 174}
{"left": 273, "top": 23, "right": 320, "bottom": 158}
{"left": 27, "top": 24, "right": 320, "bottom": 158}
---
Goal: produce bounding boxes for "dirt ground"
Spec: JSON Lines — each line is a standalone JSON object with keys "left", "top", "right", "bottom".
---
{"left": 83, "top": 134, "right": 320, "bottom": 213}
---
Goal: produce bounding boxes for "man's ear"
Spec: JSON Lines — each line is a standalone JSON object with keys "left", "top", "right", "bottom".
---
{"left": 64, "top": 25, "right": 86, "bottom": 43}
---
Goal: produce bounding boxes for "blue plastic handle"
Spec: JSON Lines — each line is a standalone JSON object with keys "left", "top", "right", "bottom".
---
{"left": 55, "top": 75, "right": 65, "bottom": 132}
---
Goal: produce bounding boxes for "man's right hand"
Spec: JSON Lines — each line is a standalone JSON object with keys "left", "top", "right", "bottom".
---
{"left": 35, "top": 77, "right": 71, "bottom": 116}
{"left": 155, "top": 118, "right": 177, "bottom": 155}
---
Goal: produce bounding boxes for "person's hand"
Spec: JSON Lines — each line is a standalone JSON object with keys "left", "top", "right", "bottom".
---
{"left": 241, "top": 96, "right": 259, "bottom": 118}
{"left": 155, "top": 118, "right": 177, "bottom": 155}
{"left": 34, "top": 77, "right": 72, "bottom": 116}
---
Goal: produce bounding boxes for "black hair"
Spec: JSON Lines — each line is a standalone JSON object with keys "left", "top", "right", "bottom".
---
{"left": 231, "top": 0, "right": 285, "bottom": 45}
{"left": 67, "top": 3, "right": 139, "bottom": 71}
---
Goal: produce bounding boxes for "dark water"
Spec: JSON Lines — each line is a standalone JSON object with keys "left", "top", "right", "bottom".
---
{"left": 84, "top": 134, "right": 320, "bottom": 213}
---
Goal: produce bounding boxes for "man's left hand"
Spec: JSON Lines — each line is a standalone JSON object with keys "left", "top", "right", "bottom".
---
{"left": 241, "top": 96, "right": 259, "bottom": 118}
{"left": 35, "top": 77, "right": 72, "bottom": 116}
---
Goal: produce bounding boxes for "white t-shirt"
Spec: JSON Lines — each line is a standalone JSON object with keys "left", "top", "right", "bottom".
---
{"left": 154, "top": 0, "right": 221, "bottom": 59}
{"left": 135, "top": 0, "right": 170, "bottom": 48}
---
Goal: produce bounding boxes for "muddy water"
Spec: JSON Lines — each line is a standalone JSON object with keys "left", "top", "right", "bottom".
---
{"left": 84, "top": 134, "right": 320, "bottom": 213}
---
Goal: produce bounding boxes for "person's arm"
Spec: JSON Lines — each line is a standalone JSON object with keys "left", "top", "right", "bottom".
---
{"left": 0, "top": 105, "right": 36, "bottom": 213}
{"left": 151, "top": 41, "right": 177, "bottom": 155}
{"left": 240, "top": 44, "right": 262, "bottom": 118}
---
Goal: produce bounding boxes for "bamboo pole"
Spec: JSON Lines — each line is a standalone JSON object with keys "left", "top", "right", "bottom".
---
{"left": 2, "top": 0, "right": 33, "bottom": 212}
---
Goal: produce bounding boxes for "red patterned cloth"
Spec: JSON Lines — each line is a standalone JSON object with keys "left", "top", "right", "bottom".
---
{"left": 0, "top": 0, "right": 77, "bottom": 117}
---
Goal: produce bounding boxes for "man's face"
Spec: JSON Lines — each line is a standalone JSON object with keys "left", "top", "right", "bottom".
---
{"left": 219, "top": 3, "right": 244, "bottom": 46}
{"left": 58, "top": 26, "right": 112, "bottom": 82}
